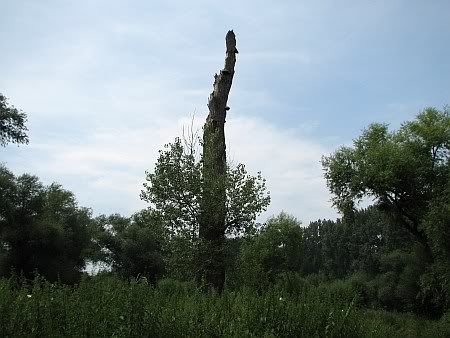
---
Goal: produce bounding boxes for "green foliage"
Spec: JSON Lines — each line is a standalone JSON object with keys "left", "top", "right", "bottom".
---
{"left": 140, "top": 137, "right": 270, "bottom": 238}
{"left": 0, "top": 275, "right": 360, "bottom": 337}
{"left": 361, "top": 309, "right": 450, "bottom": 337}
{"left": 317, "top": 219, "right": 352, "bottom": 278}
{"left": 141, "top": 138, "right": 202, "bottom": 238}
{"left": 93, "top": 210, "right": 167, "bottom": 283}
{"left": 323, "top": 108, "right": 450, "bottom": 231}
{"left": 322, "top": 107, "right": 449, "bottom": 256}
{"left": 302, "top": 207, "right": 407, "bottom": 278}
{"left": 226, "top": 164, "right": 271, "bottom": 236}
{"left": 1, "top": 275, "right": 448, "bottom": 337}
{"left": 417, "top": 263, "right": 450, "bottom": 317}
{"left": 235, "top": 212, "right": 303, "bottom": 288}
{"left": 0, "top": 165, "right": 91, "bottom": 283}
{"left": 422, "top": 178, "right": 450, "bottom": 263}
{"left": 372, "top": 249, "right": 427, "bottom": 312}
{"left": 140, "top": 136, "right": 270, "bottom": 289}
{"left": 0, "top": 93, "right": 29, "bottom": 146}
{"left": 2, "top": 98, "right": 450, "bottom": 331}
{"left": 322, "top": 107, "right": 450, "bottom": 315}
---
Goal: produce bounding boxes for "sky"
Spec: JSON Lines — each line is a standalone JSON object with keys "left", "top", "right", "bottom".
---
{"left": 1, "top": 0, "right": 449, "bottom": 224}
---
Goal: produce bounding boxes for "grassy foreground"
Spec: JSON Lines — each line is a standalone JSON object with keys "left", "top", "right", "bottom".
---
{"left": 0, "top": 276, "right": 448, "bottom": 337}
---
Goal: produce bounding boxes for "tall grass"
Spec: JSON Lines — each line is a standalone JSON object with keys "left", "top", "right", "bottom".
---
{"left": 0, "top": 275, "right": 448, "bottom": 337}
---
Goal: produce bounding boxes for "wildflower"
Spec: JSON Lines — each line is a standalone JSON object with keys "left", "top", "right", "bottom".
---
{"left": 27, "top": 294, "right": 32, "bottom": 298}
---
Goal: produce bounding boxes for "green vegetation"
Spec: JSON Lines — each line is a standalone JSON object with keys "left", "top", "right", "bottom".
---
{"left": 139, "top": 136, "right": 270, "bottom": 285}
{"left": 1, "top": 103, "right": 449, "bottom": 335}
{"left": 322, "top": 107, "right": 450, "bottom": 317}
{"left": 0, "top": 93, "right": 28, "bottom": 146}
{"left": 1, "top": 275, "right": 449, "bottom": 337}
{"left": 0, "top": 165, "right": 92, "bottom": 284}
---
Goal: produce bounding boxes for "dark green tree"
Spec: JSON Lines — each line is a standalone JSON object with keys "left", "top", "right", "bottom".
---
{"left": 301, "top": 221, "right": 322, "bottom": 276}
{"left": 93, "top": 210, "right": 166, "bottom": 283}
{"left": 236, "top": 212, "right": 303, "bottom": 289}
{"left": 0, "top": 165, "right": 91, "bottom": 283}
{"left": 322, "top": 107, "right": 450, "bottom": 261}
{"left": 302, "top": 207, "right": 413, "bottom": 279}
{"left": 317, "top": 218, "right": 351, "bottom": 279}
{"left": 0, "top": 93, "right": 29, "bottom": 146}
{"left": 322, "top": 107, "right": 450, "bottom": 315}
{"left": 417, "top": 179, "right": 450, "bottom": 315}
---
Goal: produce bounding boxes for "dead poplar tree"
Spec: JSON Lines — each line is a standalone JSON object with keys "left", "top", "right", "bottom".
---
{"left": 198, "top": 30, "right": 238, "bottom": 291}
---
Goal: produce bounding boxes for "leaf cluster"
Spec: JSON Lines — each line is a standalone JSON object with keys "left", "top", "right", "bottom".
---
{"left": 322, "top": 107, "right": 449, "bottom": 246}
{"left": 0, "top": 94, "right": 28, "bottom": 147}
{"left": 0, "top": 165, "right": 91, "bottom": 283}
{"left": 140, "top": 137, "right": 270, "bottom": 237}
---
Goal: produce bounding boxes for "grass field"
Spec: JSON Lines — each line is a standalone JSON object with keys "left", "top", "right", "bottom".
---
{"left": 0, "top": 276, "right": 448, "bottom": 337}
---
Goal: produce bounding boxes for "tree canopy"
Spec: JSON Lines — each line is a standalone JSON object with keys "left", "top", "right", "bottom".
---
{"left": 0, "top": 165, "right": 92, "bottom": 283}
{"left": 140, "top": 137, "right": 270, "bottom": 238}
{"left": 93, "top": 210, "right": 166, "bottom": 283}
{"left": 322, "top": 107, "right": 450, "bottom": 259}
{"left": 0, "top": 94, "right": 29, "bottom": 147}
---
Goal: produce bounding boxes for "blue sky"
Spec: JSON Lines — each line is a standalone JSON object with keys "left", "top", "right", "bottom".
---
{"left": 2, "top": 0, "right": 449, "bottom": 223}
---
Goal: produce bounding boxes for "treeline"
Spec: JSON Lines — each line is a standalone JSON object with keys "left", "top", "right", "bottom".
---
{"left": 1, "top": 94, "right": 449, "bottom": 319}
{"left": 227, "top": 209, "right": 442, "bottom": 315}
{"left": 0, "top": 173, "right": 447, "bottom": 317}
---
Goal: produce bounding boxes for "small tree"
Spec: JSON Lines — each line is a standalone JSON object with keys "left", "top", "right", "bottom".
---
{"left": 142, "top": 31, "right": 269, "bottom": 290}
{"left": 236, "top": 212, "right": 303, "bottom": 289}
{"left": 0, "top": 93, "right": 29, "bottom": 147}
{"left": 93, "top": 210, "right": 166, "bottom": 283}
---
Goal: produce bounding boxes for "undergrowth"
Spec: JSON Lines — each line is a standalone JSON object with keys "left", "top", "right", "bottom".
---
{"left": 0, "top": 275, "right": 448, "bottom": 337}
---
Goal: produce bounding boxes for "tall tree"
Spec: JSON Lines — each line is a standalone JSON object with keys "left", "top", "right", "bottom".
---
{"left": 0, "top": 93, "right": 29, "bottom": 147}
{"left": 198, "top": 30, "right": 238, "bottom": 291}
{"left": 141, "top": 31, "right": 269, "bottom": 289}
{"left": 322, "top": 107, "right": 450, "bottom": 261}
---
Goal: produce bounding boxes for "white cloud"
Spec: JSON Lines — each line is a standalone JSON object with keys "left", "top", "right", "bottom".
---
{"left": 5, "top": 0, "right": 447, "bottom": 226}
{"left": 226, "top": 116, "right": 338, "bottom": 223}
{"left": 8, "top": 112, "right": 338, "bottom": 224}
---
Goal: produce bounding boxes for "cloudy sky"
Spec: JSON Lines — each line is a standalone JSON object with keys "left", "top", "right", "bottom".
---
{"left": 2, "top": 0, "right": 449, "bottom": 224}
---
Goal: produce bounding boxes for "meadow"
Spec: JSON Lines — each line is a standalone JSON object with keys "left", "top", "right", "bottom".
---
{"left": 1, "top": 275, "right": 449, "bottom": 337}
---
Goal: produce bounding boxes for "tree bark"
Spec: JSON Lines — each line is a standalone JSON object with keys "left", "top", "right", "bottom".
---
{"left": 198, "top": 30, "right": 238, "bottom": 291}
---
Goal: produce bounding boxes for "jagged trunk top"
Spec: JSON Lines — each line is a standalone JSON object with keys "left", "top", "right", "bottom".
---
{"left": 207, "top": 30, "right": 238, "bottom": 125}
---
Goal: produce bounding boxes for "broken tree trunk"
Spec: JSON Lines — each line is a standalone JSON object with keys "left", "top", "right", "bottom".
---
{"left": 198, "top": 30, "right": 238, "bottom": 291}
